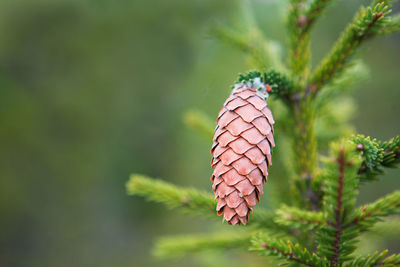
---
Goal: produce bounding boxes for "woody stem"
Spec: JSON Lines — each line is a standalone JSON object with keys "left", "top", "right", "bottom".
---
{"left": 291, "top": 96, "right": 319, "bottom": 211}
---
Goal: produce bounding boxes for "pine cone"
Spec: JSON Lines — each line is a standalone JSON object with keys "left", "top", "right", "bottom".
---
{"left": 210, "top": 76, "right": 275, "bottom": 225}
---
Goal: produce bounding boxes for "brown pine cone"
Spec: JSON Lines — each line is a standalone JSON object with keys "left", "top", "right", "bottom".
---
{"left": 210, "top": 77, "right": 275, "bottom": 225}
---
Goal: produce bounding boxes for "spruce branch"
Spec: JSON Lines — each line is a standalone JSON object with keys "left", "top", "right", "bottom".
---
{"left": 263, "top": 70, "right": 295, "bottom": 104}
{"left": 274, "top": 205, "right": 326, "bottom": 231}
{"left": 249, "top": 209, "right": 283, "bottom": 230}
{"left": 287, "top": 0, "right": 311, "bottom": 85}
{"left": 353, "top": 135, "right": 385, "bottom": 179}
{"left": 154, "top": 231, "right": 253, "bottom": 258}
{"left": 251, "top": 233, "right": 328, "bottom": 266}
{"left": 381, "top": 136, "right": 400, "bottom": 167}
{"left": 126, "top": 174, "right": 216, "bottom": 218}
{"left": 126, "top": 174, "right": 287, "bottom": 230}
{"left": 290, "top": 99, "right": 319, "bottom": 210}
{"left": 347, "top": 191, "right": 400, "bottom": 231}
{"left": 353, "top": 135, "right": 400, "bottom": 181}
{"left": 381, "top": 254, "right": 400, "bottom": 266}
{"left": 309, "top": 0, "right": 393, "bottom": 95}
{"left": 379, "top": 13, "right": 400, "bottom": 34}
{"left": 183, "top": 109, "right": 214, "bottom": 140}
{"left": 317, "top": 142, "right": 362, "bottom": 265}
{"left": 345, "top": 250, "right": 400, "bottom": 266}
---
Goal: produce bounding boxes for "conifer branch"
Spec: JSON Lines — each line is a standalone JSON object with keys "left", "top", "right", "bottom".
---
{"left": 347, "top": 191, "right": 400, "bottom": 230}
{"left": 249, "top": 209, "right": 282, "bottom": 229}
{"left": 263, "top": 70, "right": 295, "bottom": 104}
{"left": 345, "top": 250, "right": 400, "bottom": 266}
{"left": 379, "top": 13, "right": 400, "bottom": 34}
{"left": 154, "top": 232, "right": 253, "bottom": 258}
{"left": 126, "top": 174, "right": 287, "bottom": 230}
{"left": 317, "top": 142, "right": 362, "bottom": 265}
{"left": 274, "top": 205, "right": 326, "bottom": 231}
{"left": 291, "top": 100, "right": 319, "bottom": 211}
{"left": 353, "top": 135, "right": 400, "bottom": 181}
{"left": 286, "top": 0, "right": 335, "bottom": 212}
{"left": 183, "top": 109, "right": 214, "bottom": 140}
{"left": 126, "top": 174, "right": 216, "bottom": 218}
{"left": 379, "top": 253, "right": 400, "bottom": 266}
{"left": 251, "top": 233, "right": 328, "bottom": 266}
{"left": 287, "top": 0, "right": 311, "bottom": 85}
{"left": 309, "top": 0, "right": 393, "bottom": 95}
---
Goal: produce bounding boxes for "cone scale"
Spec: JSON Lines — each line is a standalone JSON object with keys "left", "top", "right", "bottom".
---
{"left": 210, "top": 76, "right": 275, "bottom": 225}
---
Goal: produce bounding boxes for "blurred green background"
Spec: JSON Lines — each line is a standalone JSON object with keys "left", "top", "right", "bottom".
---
{"left": 0, "top": 0, "right": 399, "bottom": 266}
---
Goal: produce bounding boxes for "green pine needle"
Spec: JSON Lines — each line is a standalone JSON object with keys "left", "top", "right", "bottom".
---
{"left": 154, "top": 231, "right": 254, "bottom": 258}
{"left": 345, "top": 250, "right": 400, "bottom": 266}
{"left": 274, "top": 205, "right": 326, "bottom": 232}
{"left": 309, "top": 0, "right": 394, "bottom": 94}
{"left": 126, "top": 174, "right": 286, "bottom": 230}
{"left": 126, "top": 174, "right": 216, "bottom": 218}
{"left": 317, "top": 141, "right": 362, "bottom": 265}
{"left": 251, "top": 233, "right": 328, "bottom": 266}
{"left": 348, "top": 191, "right": 400, "bottom": 231}
{"left": 352, "top": 135, "right": 400, "bottom": 181}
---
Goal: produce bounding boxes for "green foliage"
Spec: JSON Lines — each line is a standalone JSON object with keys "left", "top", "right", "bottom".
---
{"left": 127, "top": 174, "right": 285, "bottom": 230}
{"left": 317, "top": 142, "right": 362, "bottom": 265}
{"left": 274, "top": 205, "right": 325, "bottom": 232}
{"left": 236, "top": 70, "right": 294, "bottom": 101}
{"left": 251, "top": 233, "right": 328, "bottom": 266}
{"left": 381, "top": 136, "right": 400, "bottom": 167}
{"left": 287, "top": 0, "right": 311, "bottom": 85}
{"left": 352, "top": 135, "right": 400, "bottom": 181}
{"left": 126, "top": 174, "right": 215, "bottom": 218}
{"left": 345, "top": 250, "right": 400, "bottom": 266}
{"left": 380, "top": 13, "right": 400, "bottom": 35}
{"left": 309, "top": 0, "right": 394, "bottom": 94}
{"left": 263, "top": 70, "right": 295, "bottom": 102}
{"left": 349, "top": 191, "right": 400, "bottom": 231}
{"left": 154, "top": 232, "right": 253, "bottom": 258}
{"left": 127, "top": 0, "right": 400, "bottom": 266}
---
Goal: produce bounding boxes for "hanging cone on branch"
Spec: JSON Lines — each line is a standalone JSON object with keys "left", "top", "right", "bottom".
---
{"left": 210, "top": 72, "right": 275, "bottom": 225}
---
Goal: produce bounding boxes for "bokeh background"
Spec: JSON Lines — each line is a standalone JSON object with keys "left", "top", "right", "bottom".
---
{"left": 0, "top": 0, "right": 399, "bottom": 266}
